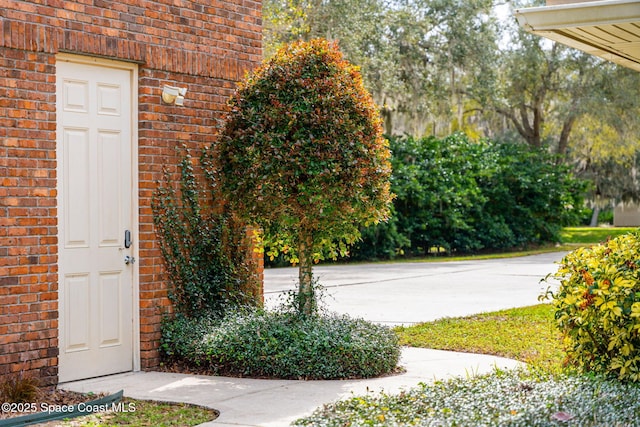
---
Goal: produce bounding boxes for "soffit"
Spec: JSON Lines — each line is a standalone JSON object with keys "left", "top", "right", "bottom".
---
{"left": 514, "top": 0, "right": 640, "bottom": 72}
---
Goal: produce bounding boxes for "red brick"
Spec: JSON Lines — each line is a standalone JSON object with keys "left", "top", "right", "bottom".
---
{"left": 1, "top": 0, "right": 262, "bottom": 386}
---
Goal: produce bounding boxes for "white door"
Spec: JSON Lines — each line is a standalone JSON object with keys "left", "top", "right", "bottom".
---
{"left": 57, "top": 58, "right": 136, "bottom": 383}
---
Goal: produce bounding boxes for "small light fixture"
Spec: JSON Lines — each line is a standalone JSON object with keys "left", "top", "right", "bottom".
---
{"left": 161, "top": 85, "right": 187, "bottom": 105}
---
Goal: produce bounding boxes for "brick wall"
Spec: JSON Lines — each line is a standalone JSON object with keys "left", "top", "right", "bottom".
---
{"left": 0, "top": 0, "right": 262, "bottom": 386}
{"left": 0, "top": 49, "right": 58, "bottom": 386}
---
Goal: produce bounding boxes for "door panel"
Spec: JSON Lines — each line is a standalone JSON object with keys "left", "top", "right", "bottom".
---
{"left": 57, "top": 59, "right": 134, "bottom": 383}
{"left": 63, "top": 128, "right": 91, "bottom": 247}
{"left": 65, "top": 274, "right": 91, "bottom": 352}
{"left": 99, "top": 272, "right": 122, "bottom": 347}
{"left": 98, "top": 130, "right": 123, "bottom": 246}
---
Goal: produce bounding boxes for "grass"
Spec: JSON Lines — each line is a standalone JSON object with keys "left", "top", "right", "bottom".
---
{"left": 394, "top": 304, "right": 566, "bottom": 373}
{"left": 427, "top": 226, "right": 637, "bottom": 262}
{"left": 340, "top": 244, "right": 576, "bottom": 266}
{"left": 560, "top": 226, "right": 637, "bottom": 245}
{"left": 408, "top": 244, "right": 575, "bottom": 262}
{"left": 55, "top": 398, "right": 217, "bottom": 426}
{"left": 393, "top": 226, "right": 637, "bottom": 263}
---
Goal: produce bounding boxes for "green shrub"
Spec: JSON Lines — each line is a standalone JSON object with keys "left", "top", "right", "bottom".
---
{"left": 162, "top": 311, "right": 400, "bottom": 380}
{"left": 598, "top": 208, "right": 614, "bottom": 225}
{"left": 545, "top": 230, "right": 640, "bottom": 380}
{"left": 353, "top": 134, "right": 588, "bottom": 259}
{"left": 388, "top": 133, "right": 488, "bottom": 255}
{"left": 152, "top": 150, "right": 258, "bottom": 319}
{"left": 160, "top": 313, "right": 220, "bottom": 364}
{"left": 479, "top": 142, "right": 586, "bottom": 246}
{"left": 349, "top": 205, "right": 410, "bottom": 261}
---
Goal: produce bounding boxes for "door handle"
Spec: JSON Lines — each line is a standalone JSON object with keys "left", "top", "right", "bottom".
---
{"left": 124, "top": 229, "right": 132, "bottom": 248}
{"left": 124, "top": 255, "right": 136, "bottom": 265}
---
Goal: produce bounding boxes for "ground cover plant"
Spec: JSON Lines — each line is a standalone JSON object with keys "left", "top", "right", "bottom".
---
{"left": 161, "top": 306, "right": 400, "bottom": 380}
{"left": 293, "top": 369, "right": 640, "bottom": 426}
{"left": 211, "top": 311, "right": 398, "bottom": 379}
{"left": 160, "top": 294, "right": 402, "bottom": 380}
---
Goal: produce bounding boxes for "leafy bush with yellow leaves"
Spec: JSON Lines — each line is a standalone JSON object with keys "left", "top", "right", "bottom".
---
{"left": 546, "top": 229, "right": 640, "bottom": 380}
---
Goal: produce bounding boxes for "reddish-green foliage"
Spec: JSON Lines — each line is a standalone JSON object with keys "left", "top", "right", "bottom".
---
{"left": 213, "top": 39, "right": 392, "bottom": 313}
{"left": 215, "top": 38, "right": 392, "bottom": 258}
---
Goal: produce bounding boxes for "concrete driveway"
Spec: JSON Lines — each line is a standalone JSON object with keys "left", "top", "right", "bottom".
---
{"left": 264, "top": 251, "right": 568, "bottom": 325}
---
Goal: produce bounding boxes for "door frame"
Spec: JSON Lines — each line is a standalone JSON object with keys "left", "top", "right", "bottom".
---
{"left": 55, "top": 53, "right": 140, "bottom": 375}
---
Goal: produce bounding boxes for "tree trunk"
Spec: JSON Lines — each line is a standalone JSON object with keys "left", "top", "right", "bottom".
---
{"left": 297, "top": 229, "right": 315, "bottom": 316}
{"left": 556, "top": 114, "right": 577, "bottom": 161}
{"left": 590, "top": 205, "right": 600, "bottom": 227}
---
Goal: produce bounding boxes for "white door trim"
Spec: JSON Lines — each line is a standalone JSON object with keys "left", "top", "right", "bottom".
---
{"left": 56, "top": 53, "right": 140, "bottom": 376}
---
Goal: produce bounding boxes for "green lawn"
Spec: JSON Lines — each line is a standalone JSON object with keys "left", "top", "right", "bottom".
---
{"left": 356, "top": 227, "right": 638, "bottom": 265}
{"left": 560, "top": 226, "right": 637, "bottom": 245}
{"left": 394, "top": 304, "right": 566, "bottom": 373}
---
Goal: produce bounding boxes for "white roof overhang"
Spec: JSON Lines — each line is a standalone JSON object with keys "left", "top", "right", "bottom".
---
{"left": 514, "top": 0, "right": 640, "bottom": 72}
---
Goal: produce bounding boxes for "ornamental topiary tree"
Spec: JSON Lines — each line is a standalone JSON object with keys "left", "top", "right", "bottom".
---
{"left": 214, "top": 39, "right": 393, "bottom": 315}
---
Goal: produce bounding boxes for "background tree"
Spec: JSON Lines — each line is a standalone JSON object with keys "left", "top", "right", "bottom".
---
{"left": 568, "top": 64, "right": 640, "bottom": 218}
{"left": 486, "top": 2, "right": 640, "bottom": 164}
{"left": 263, "top": 0, "right": 640, "bottom": 226}
{"left": 263, "top": 0, "right": 385, "bottom": 65}
{"left": 214, "top": 39, "right": 393, "bottom": 315}
{"left": 263, "top": 0, "right": 498, "bottom": 136}
{"left": 481, "top": 22, "right": 607, "bottom": 160}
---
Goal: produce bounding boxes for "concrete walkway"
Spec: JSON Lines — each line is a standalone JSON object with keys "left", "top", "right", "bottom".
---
{"left": 60, "top": 252, "right": 567, "bottom": 427}
{"left": 61, "top": 348, "right": 522, "bottom": 427}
